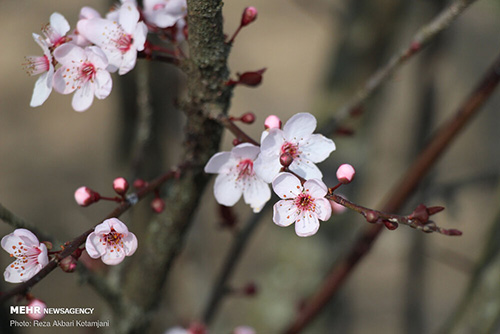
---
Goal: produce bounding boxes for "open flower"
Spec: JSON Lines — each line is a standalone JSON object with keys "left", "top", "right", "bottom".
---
{"left": 53, "top": 44, "right": 112, "bottom": 111}
{"left": 42, "top": 12, "right": 71, "bottom": 48}
{"left": 254, "top": 113, "right": 336, "bottom": 183}
{"left": 272, "top": 172, "right": 332, "bottom": 237}
{"left": 25, "top": 34, "right": 54, "bottom": 107}
{"left": 77, "top": 1, "right": 147, "bottom": 75}
{"left": 1, "top": 229, "right": 49, "bottom": 283}
{"left": 85, "top": 218, "right": 138, "bottom": 265}
{"left": 204, "top": 143, "right": 271, "bottom": 213}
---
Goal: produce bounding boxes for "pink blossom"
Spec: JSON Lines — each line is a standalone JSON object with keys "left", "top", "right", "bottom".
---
{"left": 69, "top": 7, "right": 102, "bottom": 46}
{"left": 264, "top": 115, "right": 281, "bottom": 129}
{"left": 53, "top": 44, "right": 112, "bottom": 111}
{"left": 77, "top": 1, "right": 147, "bottom": 75}
{"left": 272, "top": 173, "right": 332, "bottom": 237}
{"left": 1, "top": 229, "right": 49, "bottom": 283}
{"left": 255, "top": 113, "right": 336, "bottom": 183}
{"left": 143, "top": 0, "right": 187, "bottom": 29}
{"left": 85, "top": 218, "right": 138, "bottom": 265}
{"left": 205, "top": 143, "right": 270, "bottom": 213}
{"left": 234, "top": 326, "right": 256, "bottom": 334}
{"left": 336, "top": 164, "right": 355, "bottom": 184}
{"left": 26, "top": 299, "right": 46, "bottom": 320}
{"left": 25, "top": 34, "right": 54, "bottom": 107}
{"left": 113, "top": 177, "right": 129, "bottom": 195}
{"left": 42, "top": 12, "right": 70, "bottom": 48}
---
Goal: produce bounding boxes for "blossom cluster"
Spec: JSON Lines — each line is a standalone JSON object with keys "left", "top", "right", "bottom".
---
{"left": 24, "top": 0, "right": 187, "bottom": 111}
{"left": 1, "top": 218, "right": 137, "bottom": 283}
{"left": 205, "top": 112, "right": 341, "bottom": 237}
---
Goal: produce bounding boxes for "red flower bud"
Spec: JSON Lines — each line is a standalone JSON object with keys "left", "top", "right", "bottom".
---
{"left": 240, "top": 112, "right": 256, "bottom": 124}
{"left": 383, "top": 220, "right": 398, "bottom": 230}
{"left": 133, "top": 178, "right": 146, "bottom": 189}
{"left": 241, "top": 6, "right": 258, "bottom": 27}
{"left": 59, "top": 256, "right": 78, "bottom": 273}
{"left": 280, "top": 153, "right": 294, "bottom": 168}
{"left": 151, "top": 198, "right": 165, "bottom": 213}
{"left": 236, "top": 68, "right": 266, "bottom": 87}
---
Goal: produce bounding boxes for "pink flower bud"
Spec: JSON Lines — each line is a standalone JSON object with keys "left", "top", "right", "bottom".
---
{"left": 26, "top": 299, "right": 46, "bottom": 320}
{"left": 241, "top": 6, "right": 258, "bottom": 27}
{"left": 240, "top": 112, "right": 256, "bottom": 124}
{"left": 280, "top": 153, "right": 293, "bottom": 168}
{"left": 59, "top": 255, "right": 78, "bottom": 273}
{"left": 264, "top": 115, "right": 281, "bottom": 129}
{"left": 151, "top": 198, "right": 165, "bottom": 213}
{"left": 113, "top": 177, "right": 129, "bottom": 195}
{"left": 336, "top": 164, "right": 355, "bottom": 184}
{"left": 133, "top": 179, "right": 146, "bottom": 189}
{"left": 74, "top": 186, "right": 100, "bottom": 207}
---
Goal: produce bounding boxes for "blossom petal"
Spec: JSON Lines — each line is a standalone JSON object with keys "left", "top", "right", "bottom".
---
{"left": 122, "top": 233, "right": 138, "bottom": 256}
{"left": 133, "top": 22, "right": 148, "bottom": 52}
{"left": 86, "top": 46, "right": 108, "bottom": 70}
{"left": 204, "top": 152, "right": 233, "bottom": 174}
{"left": 260, "top": 128, "right": 285, "bottom": 155}
{"left": 232, "top": 143, "right": 261, "bottom": 160}
{"left": 118, "top": 50, "right": 137, "bottom": 75}
{"left": 253, "top": 155, "right": 281, "bottom": 184}
{"left": 85, "top": 232, "right": 106, "bottom": 258}
{"left": 101, "top": 246, "right": 126, "bottom": 265}
{"left": 272, "top": 172, "right": 302, "bottom": 199}
{"left": 243, "top": 177, "right": 270, "bottom": 213}
{"left": 303, "top": 178, "right": 328, "bottom": 198}
{"left": 50, "top": 12, "right": 70, "bottom": 36}
{"left": 213, "top": 173, "right": 243, "bottom": 207}
{"left": 118, "top": 1, "right": 140, "bottom": 34}
{"left": 300, "top": 134, "right": 336, "bottom": 163}
{"left": 289, "top": 157, "right": 323, "bottom": 180}
{"left": 95, "top": 70, "right": 112, "bottom": 99}
{"left": 30, "top": 69, "right": 53, "bottom": 107}
{"left": 273, "top": 200, "right": 298, "bottom": 227}
{"left": 314, "top": 198, "right": 332, "bottom": 221}
{"left": 71, "top": 82, "right": 95, "bottom": 112}
{"left": 53, "top": 44, "right": 85, "bottom": 66}
{"left": 283, "top": 113, "right": 316, "bottom": 141}
{"left": 79, "top": 6, "right": 101, "bottom": 20}
{"left": 295, "top": 211, "right": 320, "bottom": 237}
{"left": 107, "top": 218, "right": 129, "bottom": 234}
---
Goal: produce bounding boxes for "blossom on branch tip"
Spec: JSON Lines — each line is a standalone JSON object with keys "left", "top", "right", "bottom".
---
{"left": 25, "top": 34, "right": 54, "bottom": 107}
{"left": 241, "top": 7, "right": 258, "bottom": 27}
{"left": 113, "top": 177, "right": 129, "bottom": 195}
{"left": 336, "top": 163, "right": 355, "bottom": 184}
{"left": 42, "top": 12, "right": 71, "bottom": 48}
{"left": 205, "top": 143, "right": 271, "bottom": 213}
{"left": 255, "top": 113, "right": 336, "bottom": 183}
{"left": 1, "top": 229, "right": 49, "bottom": 283}
{"left": 77, "top": 1, "right": 147, "bottom": 75}
{"left": 74, "top": 186, "right": 100, "bottom": 206}
{"left": 53, "top": 44, "right": 112, "bottom": 111}
{"left": 85, "top": 218, "right": 138, "bottom": 265}
{"left": 272, "top": 173, "right": 331, "bottom": 237}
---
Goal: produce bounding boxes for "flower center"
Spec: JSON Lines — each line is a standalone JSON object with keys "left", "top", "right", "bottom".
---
{"left": 294, "top": 193, "right": 315, "bottom": 212}
{"left": 236, "top": 159, "right": 254, "bottom": 179}
{"left": 79, "top": 62, "right": 96, "bottom": 83}
{"left": 281, "top": 142, "right": 299, "bottom": 159}
{"left": 104, "top": 229, "right": 124, "bottom": 246}
{"left": 115, "top": 33, "right": 133, "bottom": 53}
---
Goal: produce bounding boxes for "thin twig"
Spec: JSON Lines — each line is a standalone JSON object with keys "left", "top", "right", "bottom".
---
{"left": 202, "top": 202, "right": 272, "bottom": 324}
{"left": 283, "top": 47, "right": 500, "bottom": 334}
{"left": 0, "top": 203, "right": 54, "bottom": 242}
{"left": 322, "top": 0, "right": 479, "bottom": 135}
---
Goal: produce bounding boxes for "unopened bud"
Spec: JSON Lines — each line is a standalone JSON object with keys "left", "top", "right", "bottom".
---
{"left": 336, "top": 164, "right": 355, "bottom": 184}
{"left": 241, "top": 6, "right": 258, "bottom": 27}
{"left": 151, "top": 198, "right": 165, "bottom": 213}
{"left": 365, "top": 211, "right": 379, "bottom": 223}
{"left": 383, "top": 220, "right": 398, "bottom": 230}
{"left": 409, "top": 204, "right": 429, "bottom": 223}
{"left": 240, "top": 112, "right": 256, "bottom": 124}
{"left": 427, "top": 206, "right": 445, "bottom": 216}
{"left": 59, "top": 256, "right": 78, "bottom": 273}
{"left": 188, "top": 322, "right": 207, "bottom": 334}
{"left": 113, "top": 177, "right": 129, "bottom": 196}
{"left": 133, "top": 178, "right": 146, "bottom": 189}
{"left": 264, "top": 115, "right": 281, "bottom": 129}
{"left": 237, "top": 68, "right": 266, "bottom": 87}
{"left": 26, "top": 299, "right": 46, "bottom": 320}
{"left": 280, "top": 153, "right": 294, "bottom": 168}
{"left": 74, "top": 186, "right": 100, "bottom": 207}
